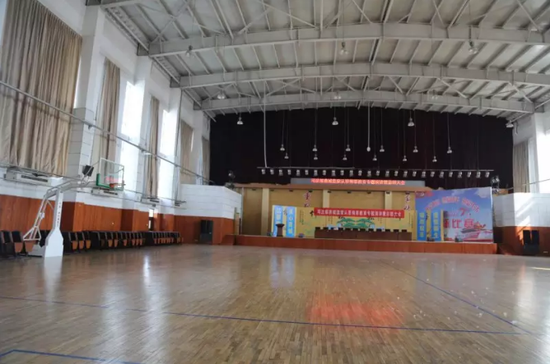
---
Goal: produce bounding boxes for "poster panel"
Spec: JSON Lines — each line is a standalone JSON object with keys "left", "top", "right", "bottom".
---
{"left": 415, "top": 187, "right": 493, "bottom": 242}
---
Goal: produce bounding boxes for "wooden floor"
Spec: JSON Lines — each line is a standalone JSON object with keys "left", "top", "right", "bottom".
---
{"left": 1, "top": 246, "right": 550, "bottom": 363}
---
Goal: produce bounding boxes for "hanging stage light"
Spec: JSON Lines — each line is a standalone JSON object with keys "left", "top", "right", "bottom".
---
{"left": 287, "top": 169, "right": 292, "bottom": 176}
{"left": 332, "top": 117, "right": 339, "bottom": 126}
{"left": 296, "top": 170, "right": 301, "bottom": 177}
{"left": 332, "top": 170, "right": 336, "bottom": 177}
{"left": 305, "top": 170, "right": 309, "bottom": 176}
{"left": 322, "top": 170, "right": 327, "bottom": 176}
{"left": 261, "top": 169, "right": 266, "bottom": 175}
{"left": 217, "top": 91, "right": 226, "bottom": 100}
{"left": 394, "top": 171, "right": 399, "bottom": 177}
{"left": 385, "top": 171, "right": 390, "bottom": 177}
{"left": 376, "top": 170, "right": 380, "bottom": 177}
{"left": 476, "top": 171, "right": 481, "bottom": 178}
{"left": 403, "top": 155, "right": 408, "bottom": 163}
{"left": 312, "top": 145, "right": 318, "bottom": 152}
{"left": 284, "top": 153, "right": 289, "bottom": 160}
{"left": 421, "top": 171, "right": 426, "bottom": 178}
{"left": 403, "top": 171, "right": 408, "bottom": 178}
{"left": 280, "top": 144, "right": 285, "bottom": 152}
{"left": 279, "top": 169, "right": 283, "bottom": 176}
{"left": 314, "top": 170, "right": 318, "bottom": 177}
{"left": 270, "top": 169, "right": 274, "bottom": 175}
{"left": 380, "top": 145, "right": 385, "bottom": 153}
{"left": 439, "top": 171, "right": 444, "bottom": 178}
{"left": 346, "top": 144, "right": 351, "bottom": 152}
{"left": 340, "top": 170, "right": 345, "bottom": 176}
{"left": 342, "top": 154, "right": 348, "bottom": 161}
{"left": 373, "top": 154, "right": 378, "bottom": 162}
{"left": 485, "top": 171, "right": 490, "bottom": 178}
{"left": 433, "top": 156, "right": 438, "bottom": 163}
{"left": 458, "top": 171, "right": 463, "bottom": 178}
{"left": 350, "top": 170, "right": 354, "bottom": 177}
{"left": 313, "top": 153, "right": 318, "bottom": 161}
{"left": 447, "top": 147, "right": 453, "bottom": 154}
{"left": 237, "top": 115, "right": 243, "bottom": 125}
{"left": 467, "top": 171, "right": 472, "bottom": 178}
{"left": 430, "top": 171, "right": 435, "bottom": 178}
{"left": 358, "top": 170, "right": 363, "bottom": 177}
{"left": 413, "top": 146, "right": 418, "bottom": 153}
{"left": 367, "top": 170, "right": 372, "bottom": 177}
{"left": 449, "top": 171, "right": 453, "bottom": 177}
{"left": 412, "top": 171, "right": 417, "bottom": 177}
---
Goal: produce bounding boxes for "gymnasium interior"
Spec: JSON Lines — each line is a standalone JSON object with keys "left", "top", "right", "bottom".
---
{"left": 1, "top": 0, "right": 550, "bottom": 362}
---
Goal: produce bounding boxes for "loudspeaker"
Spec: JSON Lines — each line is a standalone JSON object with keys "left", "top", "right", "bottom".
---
{"left": 200, "top": 220, "right": 214, "bottom": 244}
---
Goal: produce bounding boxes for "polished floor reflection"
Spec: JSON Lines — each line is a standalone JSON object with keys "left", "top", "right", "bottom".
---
{"left": 1, "top": 245, "right": 550, "bottom": 363}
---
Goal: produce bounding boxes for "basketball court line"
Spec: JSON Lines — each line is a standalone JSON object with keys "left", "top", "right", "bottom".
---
{"left": 0, "top": 295, "right": 525, "bottom": 336}
{"left": 0, "top": 349, "right": 140, "bottom": 363}
{"left": 381, "top": 261, "right": 534, "bottom": 335}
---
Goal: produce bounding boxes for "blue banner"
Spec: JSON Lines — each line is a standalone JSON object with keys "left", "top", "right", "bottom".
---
{"left": 285, "top": 207, "right": 296, "bottom": 237}
{"left": 431, "top": 211, "right": 441, "bottom": 241}
{"left": 273, "top": 205, "right": 284, "bottom": 236}
{"left": 417, "top": 212, "right": 427, "bottom": 241}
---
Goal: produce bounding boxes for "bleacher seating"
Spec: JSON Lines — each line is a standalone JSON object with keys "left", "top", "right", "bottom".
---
{"left": 1, "top": 230, "right": 183, "bottom": 258}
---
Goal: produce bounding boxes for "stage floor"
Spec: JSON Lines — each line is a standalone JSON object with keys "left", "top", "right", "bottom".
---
{"left": 0, "top": 245, "right": 548, "bottom": 363}
{"left": 236, "top": 235, "right": 497, "bottom": 254}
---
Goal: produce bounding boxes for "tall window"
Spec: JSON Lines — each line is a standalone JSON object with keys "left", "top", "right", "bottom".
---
{"left": 119, "top": 81, "right": 142, "bottom": 191}
{"left": 157, "top": 108, "right": 178, "bottom": 198}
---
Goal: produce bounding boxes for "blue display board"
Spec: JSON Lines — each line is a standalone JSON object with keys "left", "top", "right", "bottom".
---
{"left": 417, "top": 211, "right": 427, "bottom": 241}
{"left": 416, "top": 187, "right": 493, "bottom": 242}
{"left": 285, "top": 207, "right": 296, "bottom": 238}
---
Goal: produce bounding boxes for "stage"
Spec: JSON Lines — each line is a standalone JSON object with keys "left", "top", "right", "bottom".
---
{"left": 232, "top": 235, "right": 497, "bottom": 254}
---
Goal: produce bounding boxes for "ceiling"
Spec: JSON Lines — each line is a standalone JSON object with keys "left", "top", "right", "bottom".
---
{"left": 90, "top": 0, "right": 550, "bottom": 121}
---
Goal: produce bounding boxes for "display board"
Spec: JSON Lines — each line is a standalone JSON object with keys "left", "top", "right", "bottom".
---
{"left": 272, "top": 206, "right": 414, "bottom": 238}
{"left": 415, "top": 187, "right": 493, "bottom": 242}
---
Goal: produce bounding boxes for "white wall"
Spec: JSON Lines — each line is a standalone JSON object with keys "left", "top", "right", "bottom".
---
{"left": 178, "top": 185, "right": 241, "bottom": 220}
{"left": 494, "top": 193, "right": 550, "bottom": 227}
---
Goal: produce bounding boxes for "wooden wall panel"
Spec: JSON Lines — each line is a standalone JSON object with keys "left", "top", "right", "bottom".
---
{"left": 235, "top": 235, "right": 497, "bottom": 255}
{"left": 329, "top": 191, "right": 385, "bottom": 209}
{"left": 159, "top": 214, "right": 175, "bottom": 231}
{"left": 242, "top": 188, "right": 262, "bottom": 235}
{"left": 499, "top": 226, "right": 550, "bottom": 256}
{"left": 269, "top": 189, "right": 323, "bottom": 208}
{"left": 121, "top": 209, "right": 149, "bottom": 231}
{"left": 0, "top": 195, "right": 53, "bottom": 232}
{"left": 392, "top": 192, "right": 416, "bottom": 211}
{"left": 174, "top": 216, "right": 235, "bottom": 245}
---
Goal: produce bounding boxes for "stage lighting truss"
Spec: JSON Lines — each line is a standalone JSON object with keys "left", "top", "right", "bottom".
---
{"left": 258, "top": 167, "right": 493, "bottom": 180}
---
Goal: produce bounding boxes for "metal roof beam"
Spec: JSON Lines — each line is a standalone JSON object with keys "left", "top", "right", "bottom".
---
{"left": 176, "top": 63, "right": 550, "bottom": 89}
{"left": 148, "top": 23, "right": 549, "bottom": 58}
{"left": 198, "top": 90, "right": 534, "bottom": 114}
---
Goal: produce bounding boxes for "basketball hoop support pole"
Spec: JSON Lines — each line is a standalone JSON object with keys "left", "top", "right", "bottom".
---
{"left": 25, "top": 178, "right": 92, "bottom": 258}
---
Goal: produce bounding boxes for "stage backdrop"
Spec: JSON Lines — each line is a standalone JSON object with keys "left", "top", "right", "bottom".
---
{"left": 272, "top": 206, "right": 414, "bottom": 238}
{"left": 415, "top": 187, "right": 493, "bottom": 242}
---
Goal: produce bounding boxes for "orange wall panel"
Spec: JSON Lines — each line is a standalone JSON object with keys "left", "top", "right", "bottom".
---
{"left": 0, "top": 195, "right": 53, "bottom": 232}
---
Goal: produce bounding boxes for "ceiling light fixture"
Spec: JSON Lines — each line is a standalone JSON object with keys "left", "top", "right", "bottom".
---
{"left": 403, "top": 155, "right": 407, "bottom": 163}
{"left": 467, "top": 171, "right": 472, "bottom": 178}
{"left": 284, "top": 153, "right": 289, "bottom": 160}
{"left": 449, "top": 171, "right": 453, "bottom": 177}
{"left": 433, "top": 156, "right": 438, "bottom": 163}
{"left": 313, "top": 153, "right": 318, "bottom": 161}
{"left": 373, "top": 154, "right": 378, "bottom": 162}
{"left": 216, "top": 91, "right": 226, "bottom": 100}
{"left": 312, "top": 145, "right": 318, "bottom": 152}
{"left": 439, "top": 171, "right": 444, "bottom": 178}
{"left": 476, "top": 171, "right": 481, "bottom": 178}
{"left": 237, "top": 115, "right": 243, "bottom": 125}
{"left": 412, "top": 171, "right": 417, "bottom": 177}
{"left": 314, "top": 170, "right": 318, "bottom": 177}
{"left": 408, "top": 110, "right": 415, "bottom": 127}
{"left": 458, "top": 171, "right": 462, "bottom": 178}
{"left": 331, "top": 170, "right": 336, "bottom": 177}
{"left": 287, "top": 169, "right": 292, "bottom": 176}
{"left": 346, "top": 144, "right": 351, "bottom": 152}
{"left": 270, "top": 169, "right": 274, "bottom": 175}
{"left": 358, "top": 170, "right": 363, "bottom": 177}
{"left": 305, "top": 170, "right": 309, "bottom": 176}
{"left": 280, "top": 144, "right": 285, "bottom": 152}
{"left": 430, "top": 171, "right": 435, "bottom": 178}
{"left": 261, "top": 168, "right": 265, "bottom": 175}
{"left": 350, "top": 170, "right": 354, "bottom": 177}
{"left": 485, "top": 171, "right": 490, "bottom": 178}
{"left": 339, "top": 41, "right": 349, "bottom": 55}
{"left": 185, "top": 45, "right": 193, "bottom": 57}
{"left": 376, "top": 170, "right": 380, "bottom": 177}
{"left": 278, "top": 169, "right": 283, "bottom": 176}
{"left": 296, "top": 170, "right": 301, "bottom": 176}
{"left": 385, "top": 171, "right": 390, "bottom": 178}
{"left": 322, "top": 170, "right": 327, "bottom": 176}
{"left": 340, "top": 170, "right": 345, "bottom": 176}
{"left": 332, "top": 116, "right": 339, "bottom": 126}
{"left": 367, "top": 170, "right": 372, "bottom": 177}
{"left": 421, "top": 171, "right": 426, "bottom": 178}
{"left": 404, "top": 171, "right": 408, "bottom": 178}
{"left": 333, "top": 92, "right": 342, "bottom": 100}
{"left": 506, "top": 121, "right": 514, "bottom": 128}
{"left": 342, "top": 154, "right": 348, "bottom": 161}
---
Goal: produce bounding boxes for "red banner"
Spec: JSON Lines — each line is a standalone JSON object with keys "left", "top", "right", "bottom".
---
{"left": 310, "top": 178, "right": 406, "bottom": 186}
{"left": 314, "top": 208, "right": 405, "bottom": 219}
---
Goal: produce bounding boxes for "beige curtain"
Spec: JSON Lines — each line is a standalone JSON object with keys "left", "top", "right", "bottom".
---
{"left": 95, "top": 60, "right": 120, "bottom": 163}
{"left": 202, "top": 137, "right": 210, "bottom": 184}
{"left": 179, "top": 120, "right": 194, "bottom": 184}
{"left": 513, "top": 141, "right": 529, "bottom": 192}
{"left": 145, "top": 97, "right": 160, "bottom": 196}
{"left": 0, "top": 0, "right": 81, "bottom": 175}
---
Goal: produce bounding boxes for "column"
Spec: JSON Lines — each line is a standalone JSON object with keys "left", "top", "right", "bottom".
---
{"left": 260, "top": 188, "right": 270, "bottom": 235}
{"left": 67, "top": 6, "right": 105, "bottom": 178}
{"left": 322, "top": 190, "right": 330, "bottom": 208}
{"left": 384, "top": 191, "right": 392, "bottom": 209}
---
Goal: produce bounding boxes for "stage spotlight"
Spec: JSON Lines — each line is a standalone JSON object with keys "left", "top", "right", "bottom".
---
{"left": 340, "top": 170, "right": 345, "bottom": 176}
{"left": 491, "top": 175, "right": 500, "bottom": 189}
{"left": 261, "top": 169, "right": 266, "bottom": 175}
{"left": 350, "top": 170, "right": 354, "bottom": 177}
{"left": 394, "top": 171, "right": 398, "bottom": 177}
{"left": 449, "top": 171, "right": 453, "bottom": 177}
{"left": 279, "top": 169, "right": 283, "bottom": 176}
{"left": 439, "top": 171, "right": 444, "bottom": 178}
{"left": 412, "top": 171, "right": 417, "bottom": 178}
{"left": 287, "top": 169, "right": 292, "bottom": 176}
{"left": 322, "top": 170, "right": 327, "bottom": 176}
{"left": 485, "top": 171, "right": 490, "bottom": 178}
{"left": 376, "top": 170, "right": 380, "bottom": 177}
{"left": 430, "top": 171, "right": 435, "bottom": 178}
{"left": 367, "top": 170, "right": 372, "bottom": 177}
{"left": 403, "top": 171, "right": 408, "bottom": 178}
{"left": 314, "top": 170, "right": 318, "bottom": 177}
{"left": 476, "top": 171, "right": 481, "bottom": 178}
{"left": 270, "top": 169, "right": 274, "bottom": 175}
{"left": 458, "top": 171, "right": 462, "bottom": 178}
{"left": 332, "top": 170, "right": 336, "bottom": 177}
{"left": 296, "top": 170, "right": 300, "bottom": 176}
{"left": 358, "top": 170, "right": 363, "bottom": 177}
{"left": 385, "top": 171, "right": 390, "bottom": 178}
{"left": 467, "top": 171, "right": 472, "bottom": 178}
{"left": 421, "top": 171, "right": 426, "bottom": 178}
{"left": 305, "top": 170, "right": 309, "bottom": 176}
